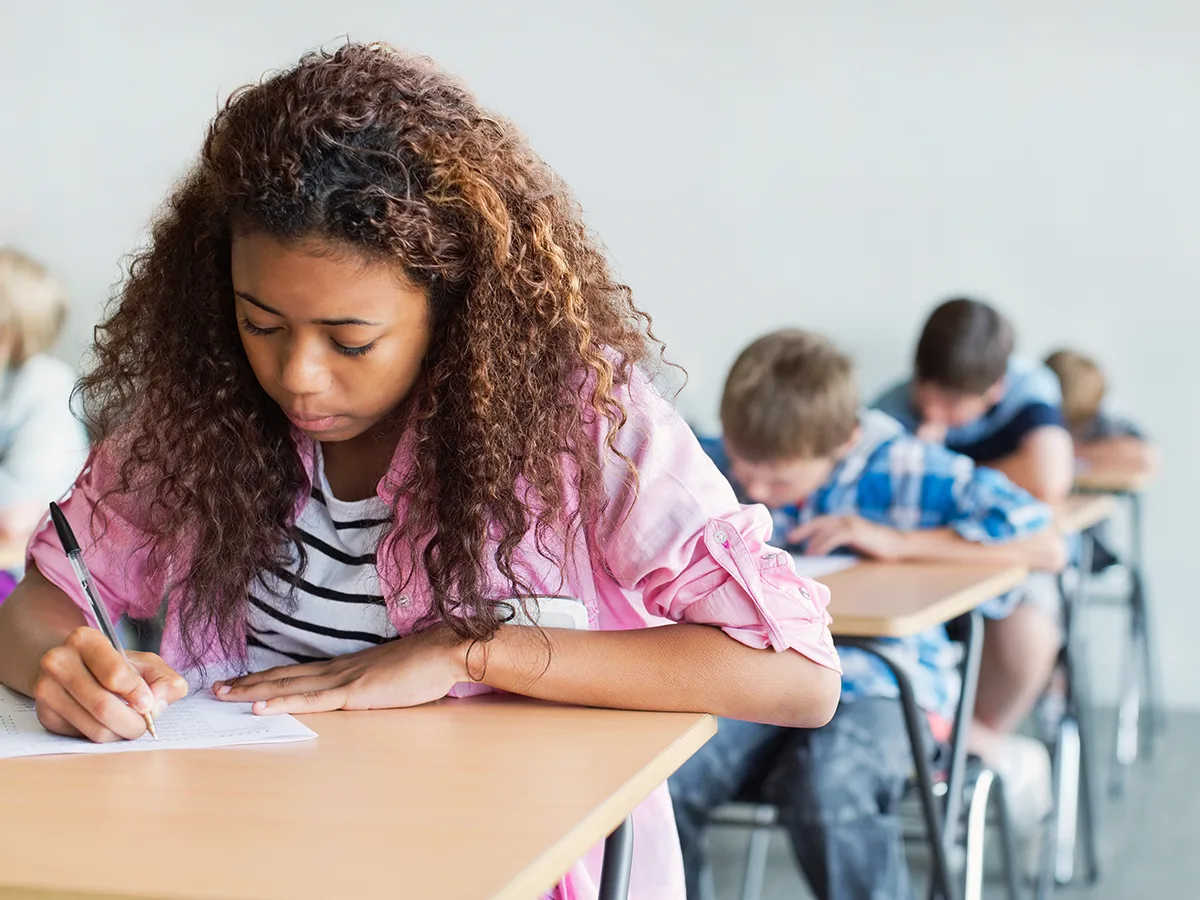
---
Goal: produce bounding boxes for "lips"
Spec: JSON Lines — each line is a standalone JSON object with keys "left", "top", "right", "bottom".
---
{"left": 285, "top": 409, "right": 345, "bottom": 431}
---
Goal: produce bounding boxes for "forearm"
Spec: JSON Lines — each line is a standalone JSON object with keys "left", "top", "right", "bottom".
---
{"left": 0, "top": 564, "right": 87, "bottom": 696}
{"left": 897, "top": 527, "right": 1067, "bottom": 572}
{"left": 472, "top": 623, "right": 841, "bottom": 728}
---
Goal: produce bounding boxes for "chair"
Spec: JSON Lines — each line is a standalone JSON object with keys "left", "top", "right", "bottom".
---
{"left": 704, "top": 611, "right": 1024, "bottom": 900}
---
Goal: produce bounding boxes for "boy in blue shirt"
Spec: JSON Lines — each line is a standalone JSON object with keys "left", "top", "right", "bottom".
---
{"left": 873, "top": 297, "right": 1073, "bottom": 787}
{"left": 670, "top": 330, "right": 1066, "bottom": 900}
{"left": 873, "top": 297, "right": 1074, "bottom": 504}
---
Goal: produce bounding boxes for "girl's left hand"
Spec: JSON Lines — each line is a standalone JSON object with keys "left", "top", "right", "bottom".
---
{"left": 212, "top": 626, "right": 470, "bottom": 715}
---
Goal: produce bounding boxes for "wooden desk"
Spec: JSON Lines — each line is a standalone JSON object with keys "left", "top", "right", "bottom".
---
{"left": 1056, "top": 494, "right": 1118, "bottom": 535}
{"left": 1074, "top": 462, "right": 1155, "bottom": 494}
{"left": 822, "top": 561, "right": 1029, "bottom": 638}
{"left": 0, "top": 696, "right": 715, "bottom": 900}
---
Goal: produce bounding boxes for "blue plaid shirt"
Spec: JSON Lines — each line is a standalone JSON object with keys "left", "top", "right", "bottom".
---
{"left": 699, "top": 410, "right": 1052, "bottom": 722}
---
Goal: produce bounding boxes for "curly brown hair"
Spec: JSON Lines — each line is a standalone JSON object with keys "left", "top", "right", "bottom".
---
{"left": 79, "top": 42, "right": 665, "bottom": 667}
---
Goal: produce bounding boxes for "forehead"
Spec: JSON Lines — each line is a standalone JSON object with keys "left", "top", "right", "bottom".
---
{"left": 230, "top": 232, "right": 426, "bottom": 319}
{"left": 728, "top": 451, "right": 819, "bottom": 479}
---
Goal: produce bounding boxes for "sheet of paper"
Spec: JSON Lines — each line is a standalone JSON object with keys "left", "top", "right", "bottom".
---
{"left": 789, "top": 554, "right": 860, "bottom": 579}
{"left": 0, "top": 685, "right": 316, "bottom": 759}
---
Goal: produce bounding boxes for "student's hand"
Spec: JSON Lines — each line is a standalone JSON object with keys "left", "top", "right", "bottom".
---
{"left": 787, "top": 515, "right": 906, "bottom": 561}
{"left": 212, "top": 626, "right": 467, "bottom": 715}
{"left": 916, "top": 421, "right": 949, "bottom": 445}
{"left": 33, "top": 627, "right": 189, "bottom": 742}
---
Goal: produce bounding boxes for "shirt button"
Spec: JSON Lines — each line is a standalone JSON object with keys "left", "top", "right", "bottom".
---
{"left": 714, "top": 530, "right": 728, "bottom": 543}
{"left": 397, "top": 595, "right": 410, "bottom": 606}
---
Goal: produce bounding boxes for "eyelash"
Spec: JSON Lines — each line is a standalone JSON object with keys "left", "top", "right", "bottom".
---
{"left": 239, "top": 318, "right": 377, "bottom": 358}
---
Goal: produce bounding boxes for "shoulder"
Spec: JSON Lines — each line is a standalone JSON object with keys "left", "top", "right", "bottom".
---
{"left": 5, "top": 354, "right": 78, "bottom": 402}
{"left": 694, "top": 433, "right": 731, "bottom": 473}
{"left": 870, "top": 379, "right": 918, "bottom": 430}
{"left": 1003, "top": 357, "right": 1062, "bottom": 409}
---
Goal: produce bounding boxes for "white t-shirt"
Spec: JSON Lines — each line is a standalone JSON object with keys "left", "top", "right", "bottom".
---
{"left": 246, "top": 446, "right": 397, "bottom": 670}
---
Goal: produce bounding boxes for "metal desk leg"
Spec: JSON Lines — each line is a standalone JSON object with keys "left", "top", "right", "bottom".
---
{"left": 838, "top": 633, "right": 968, "bottom": 900}
{"left": 1129, "top": 493, "right": 1165, "bottom": 748}
{"left": 598, "top": 817, "right": 635, "bottom": 900}
{"left": 1112, "top": 490, "right": 1163, "bottom": 794}
{"left": 1052, "top": 533, "right": 1102, "bottom": 887}
{"left": 942, "top": 610, "right": 984, "bottom": 860}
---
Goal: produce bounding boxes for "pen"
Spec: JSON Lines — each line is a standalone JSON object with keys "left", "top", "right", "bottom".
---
{"left": 48, "top": 502, "right": 158, "bottom": 740}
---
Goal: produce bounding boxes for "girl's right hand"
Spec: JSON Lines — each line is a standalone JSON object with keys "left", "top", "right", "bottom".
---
{"left": 33, "top": 626, "right": 188, "bottom": 742}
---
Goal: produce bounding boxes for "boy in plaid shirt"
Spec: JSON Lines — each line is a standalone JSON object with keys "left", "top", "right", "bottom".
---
{"left": 670, "top": 330, "right": 1066, "bottom": 900}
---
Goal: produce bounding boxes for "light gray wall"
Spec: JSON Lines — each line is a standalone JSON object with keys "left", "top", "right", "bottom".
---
{"left": 3, "top": 1, "right": 1197, "bottom": 705}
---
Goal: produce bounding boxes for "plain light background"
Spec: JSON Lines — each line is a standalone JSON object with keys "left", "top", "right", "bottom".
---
{"left": 3, "top": 1, "right": 1196, "bottom": 706}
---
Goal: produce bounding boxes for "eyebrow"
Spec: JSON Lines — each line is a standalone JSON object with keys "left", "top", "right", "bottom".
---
{"left": 235, "top": 291, "right": 383, "bottom": 327}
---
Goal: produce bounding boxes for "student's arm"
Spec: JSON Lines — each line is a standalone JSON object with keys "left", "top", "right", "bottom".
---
{"left": 218, "top": 375, "right": 843, "bottom": 729}
{"left": 983, "top": 425, "right": 1075, "bottom": 503}
{"left": 788, "top": 518, "right": 1066, "bottom": 572}
{"left": 0, "top": 565, "right": 187, "bottom": 742}
{"left": 1076, "top": 436, "right": 1159, "bottom": 471}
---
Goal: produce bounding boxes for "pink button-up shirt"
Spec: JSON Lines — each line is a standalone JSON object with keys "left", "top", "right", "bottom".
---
{"left": 28, "top": 371, "right": 839, "bottom": 900}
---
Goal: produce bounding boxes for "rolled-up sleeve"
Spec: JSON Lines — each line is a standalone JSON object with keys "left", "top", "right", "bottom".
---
{"left": 594, "top": 373, "right": 841, "bottom": 673}
{"left": 25, "top": 441, "right": 163, "bottom": 625}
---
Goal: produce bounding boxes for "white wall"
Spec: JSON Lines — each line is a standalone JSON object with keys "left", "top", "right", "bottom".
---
{"left": 3, "top": 1, "right": 1197, "bottom": 705}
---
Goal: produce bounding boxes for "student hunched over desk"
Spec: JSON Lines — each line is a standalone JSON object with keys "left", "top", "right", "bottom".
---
{"left": 0, "top": 43, "right": 842, "bottom": 900}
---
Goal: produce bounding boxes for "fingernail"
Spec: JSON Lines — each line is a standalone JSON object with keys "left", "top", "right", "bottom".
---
{"left": 252, "top": 700, "right": 267, "bottom": 713}
{"left": 152, "top": 698, "right": 168, "bottom": 717}
{"left": 133, "top": 690, "right": 154, "bottom": 714}
{"left": 215, "top": 685, "right": 231, "bottom": 696}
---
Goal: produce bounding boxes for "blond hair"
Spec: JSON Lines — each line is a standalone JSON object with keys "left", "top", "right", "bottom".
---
{"left": 721, "top": 329, "right": 859, "bottom": 461}
{"left": 0, "top": 248, "right": 68, "bottom": 366}
{"left": 1045, "top": 348, "right": 1106, "bottom": 432}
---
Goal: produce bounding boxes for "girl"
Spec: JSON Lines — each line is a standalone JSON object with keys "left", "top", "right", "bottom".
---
{"left": 0, "top": 43, "right": 840, "bottom": 899}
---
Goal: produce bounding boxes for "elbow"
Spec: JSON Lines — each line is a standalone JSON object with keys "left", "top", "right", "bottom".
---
{"left": 1029, "top": 476, "right": 1072, "bottom": 506}
{"left": 777, "top": 660, "right": 842, "bottom": 728}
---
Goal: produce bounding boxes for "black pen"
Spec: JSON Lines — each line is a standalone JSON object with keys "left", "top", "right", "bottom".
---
{"left": 48, "top": 502, "right": 158, "bottom": 740}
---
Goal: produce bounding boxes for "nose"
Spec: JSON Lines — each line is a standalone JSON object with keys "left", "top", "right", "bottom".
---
{"left": 278, "top": 334, "right": 331, "bottom": 397}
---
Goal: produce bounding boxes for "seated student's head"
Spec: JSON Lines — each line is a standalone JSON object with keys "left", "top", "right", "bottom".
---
{"left": 0, "top": 248, "right": 68, "bottom": 370}
{"left": 1044, "top": 348, "right": 1105, "bottom": 435}
{"left": 911, "top": 296, "right": 1012, "bottom": 427}
{"left": 720, "top": 329, "right": 860, "bottom": 509}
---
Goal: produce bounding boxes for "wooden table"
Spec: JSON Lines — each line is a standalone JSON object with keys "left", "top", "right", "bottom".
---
{"left": 1074, "top": 462, "right": 1156, "bottom": 494}
{"left": 1056, "top": 495, "right": 1118, "bottom": 535}
{"left": 0, "top": 696, "right": 715, "bottom": 900}
{"left": 822, "top": 561, "right": 1029, "bottom": 638}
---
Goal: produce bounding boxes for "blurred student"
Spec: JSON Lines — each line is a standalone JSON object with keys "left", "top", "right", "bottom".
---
{"left": 1045, "top": 348, "right": 1156, "bottom": 571}
{"left": 0, "top": 249, "right": 88, "bottom": 597}
{"left": 872, "top": 297, "right": 1070, "bottom": 770}
{"left": 1044, "top": 348, "right": 1156, "bottom": 471}
{"left": 874, "top": 297, "right": 1074, "bottom": 504}
{"left": 671, "top": 330, "right": 1066, "bottom": 899}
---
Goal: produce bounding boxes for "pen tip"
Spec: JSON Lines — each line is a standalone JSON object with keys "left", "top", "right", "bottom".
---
{"left": 145, "top": 714, "right": 159, "bottom": 741}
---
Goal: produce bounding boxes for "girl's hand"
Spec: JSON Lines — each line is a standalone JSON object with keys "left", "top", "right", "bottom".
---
{"left": 213, "top": 626, "right": 470, "bottom": 715}
{"left": 34, "top": 626, "right": 189, "bottom": 742}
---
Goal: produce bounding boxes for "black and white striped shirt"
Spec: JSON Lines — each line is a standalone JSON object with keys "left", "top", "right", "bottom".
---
{"left": 246, "top": 447, "right": 396, "bottom": 670}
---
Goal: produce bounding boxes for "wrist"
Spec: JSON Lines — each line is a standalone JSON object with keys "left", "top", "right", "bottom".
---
{"left": 458, "top": 631, "right": 493, "bottom": 685}
{"left": 889, "top": 528, "right": 917, "bottom": 562}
